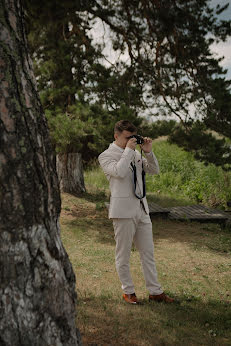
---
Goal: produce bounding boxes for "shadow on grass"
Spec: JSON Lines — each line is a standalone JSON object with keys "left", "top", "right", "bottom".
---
{"left": 77, "top": 291, "right": 231, "bottom": 345}
{"left": 62, "top": 190, "right": 231, "bottom": 255}
{"left": 73, "top": 189, "right": 108, "bottom": 204}
{"left": 64, "top": 210, "right": 231, "bottom": 256}
{"left": 150, "top": 216, "right": 231, "bottom": 256}
{"left": 66, "top": 216, "right": 115, "bottom": 246}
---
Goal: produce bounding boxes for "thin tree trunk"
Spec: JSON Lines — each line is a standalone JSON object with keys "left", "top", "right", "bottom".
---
{"left": 57, "top": 153, "right": 86, "bottom": 195}
{"left": 0, "top": 1, "right": 81, "bottom": 345}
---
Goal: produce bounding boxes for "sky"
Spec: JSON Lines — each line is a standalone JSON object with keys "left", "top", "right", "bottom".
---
{"left": 89, "top": 1, "right": 231, "bottom": 119}
{"left": 209, "top": 0, "right": 231, "bottom": 79}
{"left": 90, "top": 0, "right": 231, "bottom": 79}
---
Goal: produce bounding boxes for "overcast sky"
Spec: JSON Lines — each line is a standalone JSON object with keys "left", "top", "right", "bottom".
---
{"left": 89, "top": 1, "right": 231, "bottom": 120}
{"left": 91, "top": 0, "right": 231, "bottom": 79}
{"left": 210, "top": 0, "right": 231, "bottom": 79}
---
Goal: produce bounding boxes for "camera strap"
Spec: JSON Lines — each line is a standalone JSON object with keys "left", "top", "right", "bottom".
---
{"left": 130, "top": 149, "right": 146, "bottom": 200}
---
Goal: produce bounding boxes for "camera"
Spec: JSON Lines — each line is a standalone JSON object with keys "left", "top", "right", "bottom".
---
{"left": 128, "top": 134, "right": 144, "bottom": 144}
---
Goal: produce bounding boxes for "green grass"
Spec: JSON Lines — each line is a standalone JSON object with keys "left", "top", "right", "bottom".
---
{"left": 60, "top": 190, "right": 231, "bottom": 345}
{"left": 84, "top": 138, "right": 231, "bottom": 209}
{"left": 60, "top": 138, "right": 231, "bottom": 344}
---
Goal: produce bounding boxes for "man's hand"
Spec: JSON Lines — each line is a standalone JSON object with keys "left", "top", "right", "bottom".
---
{"left": 140, "top": 137, "right": 152, "bottom": 153}
{"left": 126, "top": 137, "right": 137, "bottom": 150}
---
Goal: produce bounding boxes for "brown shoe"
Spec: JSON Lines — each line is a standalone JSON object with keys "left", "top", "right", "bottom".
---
{"left": 123, "top": 293, "right": 139, "bottom": 304}
{"left": 149, "top": 292, "right": 174, "bottom": 303}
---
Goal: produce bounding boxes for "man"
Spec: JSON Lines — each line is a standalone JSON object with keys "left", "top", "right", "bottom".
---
{"left": 98, "top": 120, "right": 174, "bottom": 304}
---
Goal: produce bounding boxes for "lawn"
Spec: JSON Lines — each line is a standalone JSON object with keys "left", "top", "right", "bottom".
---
{"left": 60, "top": 189, "right": 231, "bottom": 345}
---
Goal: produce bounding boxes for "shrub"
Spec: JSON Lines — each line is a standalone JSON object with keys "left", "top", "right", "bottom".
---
{"left": 85, "top": 138, "right": 231, "bottom": 209}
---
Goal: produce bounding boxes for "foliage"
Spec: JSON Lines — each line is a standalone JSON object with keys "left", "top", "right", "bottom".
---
{"left": 24, "top": 0, "right": 144, "bottom": 113}
{"left": 140, "top": 119, "right": 177, "bottom": 138}
{"left": 24, "top": 0, "right": 231, "bottom": 167}
{"left": 169, "top": 121, "right": 231, "bottom": 170}
{"left": 85, "top": 139, "right": 231, "bottom": 209}
{"left": 149, "top": 140, "right": 231, "bottom": 208}
{"left": 46, "top": 102, "right": 141, "bottom": 163}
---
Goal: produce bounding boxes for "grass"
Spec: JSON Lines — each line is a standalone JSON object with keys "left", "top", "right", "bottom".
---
{"left": 60, "top": 189, "right": 231, "bottom": 345}
{"left": 84, "top": 138, "right": 231, "bottom": 210}
{"left": 60, "top": 138, "right": 231, "bottom": 344}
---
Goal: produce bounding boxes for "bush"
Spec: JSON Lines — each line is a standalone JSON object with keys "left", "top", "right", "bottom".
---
{"left": 85, "top": 138, "right": 231, "bottom": 209}
{"left": 148, "top": 140, "right": 231, "bottom": 209}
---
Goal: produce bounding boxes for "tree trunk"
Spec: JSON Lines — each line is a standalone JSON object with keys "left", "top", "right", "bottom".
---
{"left": 0, "top": 1, "right": 81, "bottom": 345}
{"left": 57, "top": 153, "right": 86, "bottom": 195}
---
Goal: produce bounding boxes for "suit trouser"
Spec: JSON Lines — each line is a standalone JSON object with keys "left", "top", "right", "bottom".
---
{"left": 112, "top": 202, "right": 163, "bottom": 295}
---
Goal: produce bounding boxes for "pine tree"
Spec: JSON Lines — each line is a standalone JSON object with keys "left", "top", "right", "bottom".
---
{"left": 87, "top": 0, "right": 231, "bottom": 168}
{"left": 0, "top": 0, "right": 81, "bottom": 344}
{"left": 25, "top": 0, "right": 231, "bottom": 168}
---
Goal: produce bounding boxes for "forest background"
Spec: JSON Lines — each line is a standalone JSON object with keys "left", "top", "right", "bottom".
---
{"left": 24, "top": 0, "right": 231, "bottom": 205}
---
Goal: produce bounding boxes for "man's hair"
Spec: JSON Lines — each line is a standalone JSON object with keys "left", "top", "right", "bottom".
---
{"left": 114, "top": 120, "right": 137, "bottom": 133}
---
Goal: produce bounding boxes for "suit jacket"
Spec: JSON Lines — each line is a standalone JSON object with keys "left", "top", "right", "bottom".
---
{"left": 98, "top": 142, "right": 159, "bottom": 218}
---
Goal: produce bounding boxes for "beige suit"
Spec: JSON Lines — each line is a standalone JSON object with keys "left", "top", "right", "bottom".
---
{"left": 98, "top": 143, "right": 159, "bottom": 218}
{"left": 98, "top": 142, "right": 163, "bottom": 295}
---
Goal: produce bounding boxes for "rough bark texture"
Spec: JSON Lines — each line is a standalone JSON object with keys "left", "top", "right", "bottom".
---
{"left": 57, "top": 153, "right": 86, "bottom": 195}
{"left": 0, "top": 1, "right": 81, "bottom": 345}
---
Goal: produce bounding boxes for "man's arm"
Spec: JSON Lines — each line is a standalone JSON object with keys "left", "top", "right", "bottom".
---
{"left": 140, "top": 137, "right": 160, "bottom": 175}
{"left": 98, "top": 147, "right": 135, "bottom": 178}
{"left": 142, "top": 151, "right": 160, "bottom": 175}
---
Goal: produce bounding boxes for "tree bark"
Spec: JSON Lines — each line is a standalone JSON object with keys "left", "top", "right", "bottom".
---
{"left": 57, "top": 153, "right": 86, "bottom": 195}
{"left": 0, "top": 1, "right": 81, "bottom": 345}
